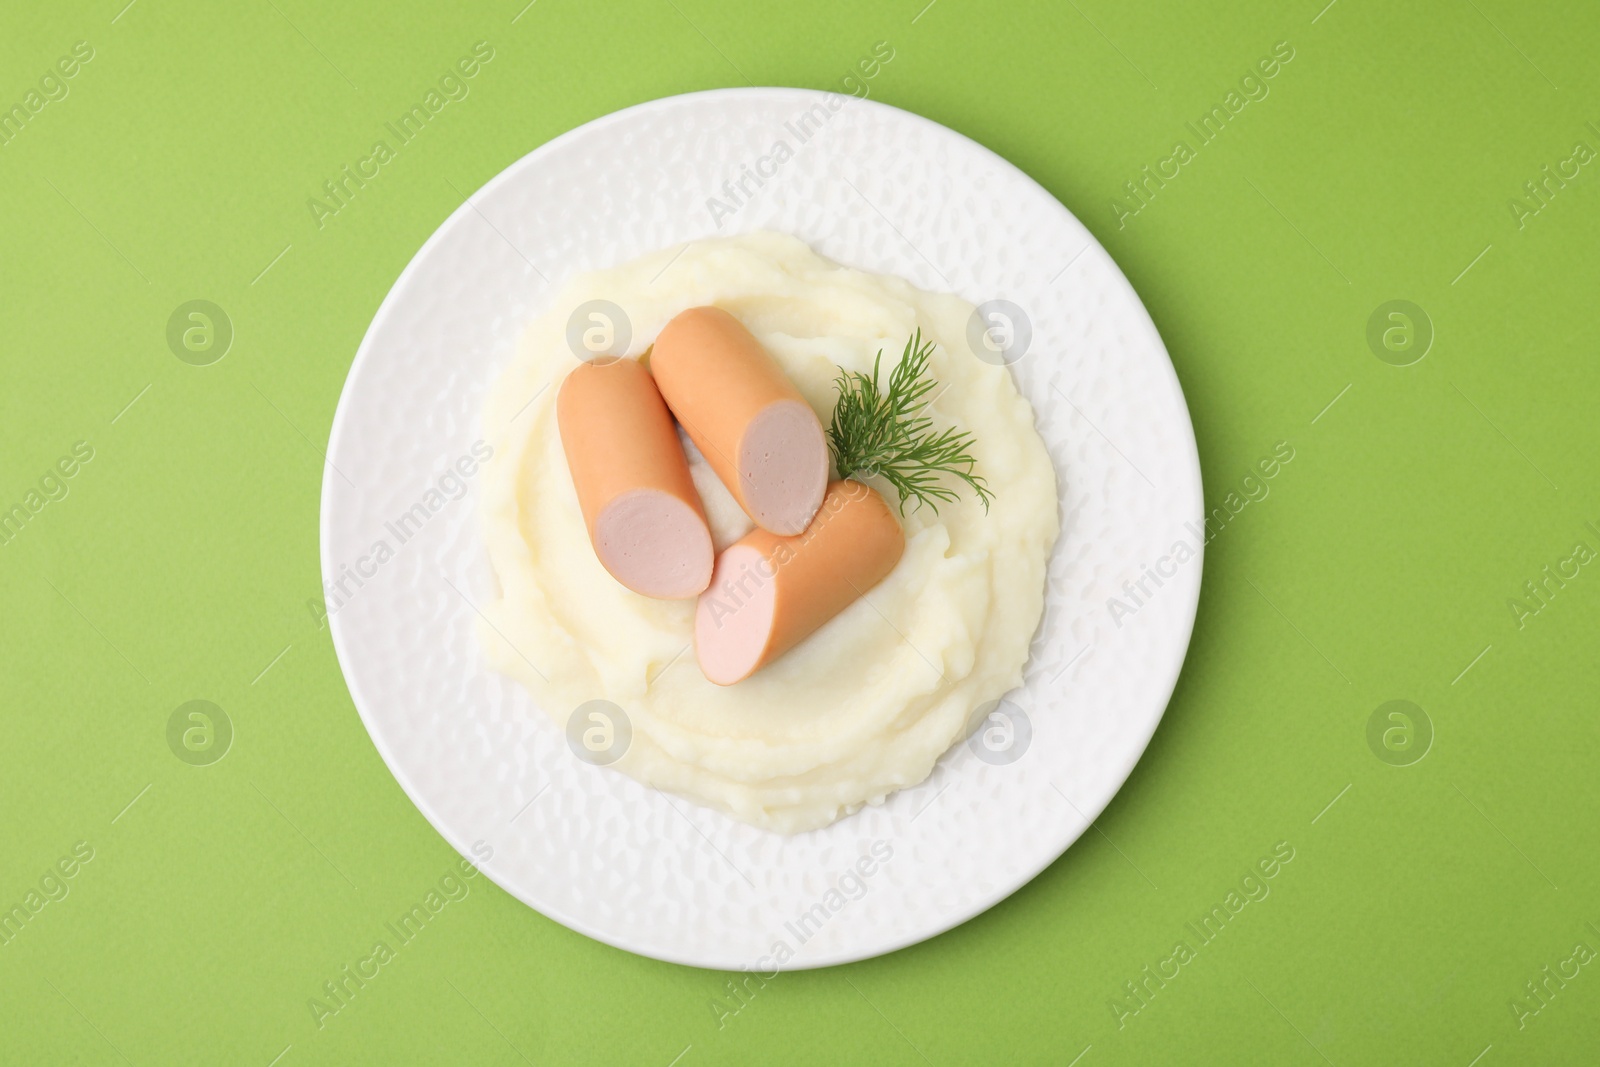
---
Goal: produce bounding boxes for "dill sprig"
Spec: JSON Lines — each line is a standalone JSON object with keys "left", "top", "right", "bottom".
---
{"left": 827, "top": 330, "right": 992, "bottom": 516}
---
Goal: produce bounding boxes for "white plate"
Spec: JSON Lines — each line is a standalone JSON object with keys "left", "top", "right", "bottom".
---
{"left": 322, "top": 88, "right": 1202, "bottom": 969}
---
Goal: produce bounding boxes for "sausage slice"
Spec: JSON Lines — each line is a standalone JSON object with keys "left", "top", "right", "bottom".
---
{"left": 650, "top": 307, "right": 829, "bottom": 536}
{"left": 695, "top": 480, "right": 905, "bottom": 685}
{"left": 557, "top": 358, "right": 714, "bottom": 599}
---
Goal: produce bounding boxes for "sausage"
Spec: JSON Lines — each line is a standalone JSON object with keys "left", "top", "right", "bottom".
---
{"left": 695, "top": 480, "right": 905, "bottom": 685}
{"left": 649, "top": 307, "right": 829, "bottom": 536}
{"left": 556, "top": 357, "right": 714, "bottom": 599}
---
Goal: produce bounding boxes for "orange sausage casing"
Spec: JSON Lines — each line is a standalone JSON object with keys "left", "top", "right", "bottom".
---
{"left": 557, "top": 358, "right": 714, "bottom": 599}
{"left": 694, "top": 480, "right": 905, "bottom": 685}
{"left": 650, "top": 307, "right": 829, "bottom": 536}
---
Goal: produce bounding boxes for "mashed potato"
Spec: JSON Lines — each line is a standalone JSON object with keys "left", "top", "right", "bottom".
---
{"left": 479, "top": 232, "right": 1058, "bottom": 833}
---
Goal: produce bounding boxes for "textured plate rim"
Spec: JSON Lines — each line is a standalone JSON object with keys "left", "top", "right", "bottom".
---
{"left": 321, "top": 86, "right": 1203, "bottom": 969}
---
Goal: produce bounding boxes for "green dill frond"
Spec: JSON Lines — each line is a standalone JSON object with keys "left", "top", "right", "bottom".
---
{"left": 827, "top": 330, "right": 993, "bottom": 516}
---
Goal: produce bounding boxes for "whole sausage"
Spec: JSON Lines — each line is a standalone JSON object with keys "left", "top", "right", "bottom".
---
{"left": 557, "top": 357, "right": 714, "bottom": 599}
{"left": 650, "top": 307, "right": 829, "bottom": 536}
{"left": 695, "top": 480, "right": 904, "bottom": 685}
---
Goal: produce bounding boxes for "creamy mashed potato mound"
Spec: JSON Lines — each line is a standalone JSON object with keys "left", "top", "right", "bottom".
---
{"left": 479, "top": 232, "right": 1058, "bottom": 833}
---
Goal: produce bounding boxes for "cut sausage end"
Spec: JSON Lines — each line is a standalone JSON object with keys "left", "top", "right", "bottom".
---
{"left": 694, "top": 544, "right": 777, "bottom": 686}
{"left": 595, "top": 489, "right": 714, "bottom": 599}
{"left": 739, "top": 399, "right": 828, "bottom": 536}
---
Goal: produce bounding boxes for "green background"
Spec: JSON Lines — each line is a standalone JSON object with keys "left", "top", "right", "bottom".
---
{"left": 3, "top": 0, "right": 1597, "bottom": 1063}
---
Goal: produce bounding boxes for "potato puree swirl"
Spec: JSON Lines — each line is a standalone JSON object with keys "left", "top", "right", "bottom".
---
{"left": 479, "top": 232, "right": 1058, "bottom": 833}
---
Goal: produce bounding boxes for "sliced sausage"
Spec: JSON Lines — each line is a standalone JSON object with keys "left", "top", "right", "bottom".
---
{"left": 695, "top": 480, "right": 904, "bottom": 685}
{"left": 557, "top": 357, "right": 713, "bottom": 599}
{"left": 650, "top": 306, "right": 828, "bottom": 536}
